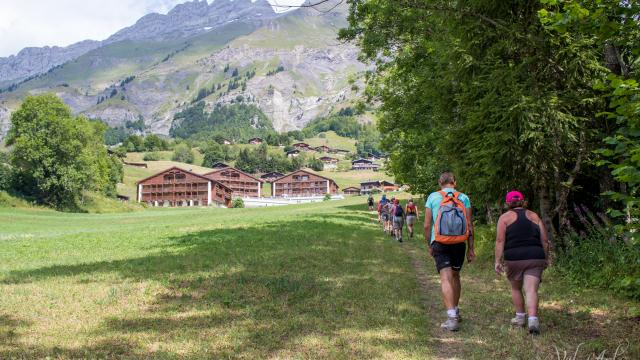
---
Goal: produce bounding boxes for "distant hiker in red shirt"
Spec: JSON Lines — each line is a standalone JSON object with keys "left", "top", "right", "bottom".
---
{"left": 405, "top": 198, "right": 419, "bottom": 238}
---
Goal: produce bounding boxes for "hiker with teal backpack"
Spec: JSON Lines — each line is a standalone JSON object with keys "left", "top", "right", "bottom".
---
{"left": 424, "top": 172, "right": 475, "bottom": 332}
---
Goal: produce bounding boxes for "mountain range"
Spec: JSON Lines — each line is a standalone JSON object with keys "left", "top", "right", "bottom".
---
{"left": 0, "top": 0, "right": 366, "bottom": 139}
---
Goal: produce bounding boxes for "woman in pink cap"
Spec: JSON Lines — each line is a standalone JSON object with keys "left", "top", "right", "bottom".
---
{"left": 494, "top": 190, "right": 550, "bottom": 335}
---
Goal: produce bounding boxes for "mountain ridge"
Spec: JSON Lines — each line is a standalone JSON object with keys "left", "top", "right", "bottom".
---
{"left": 0, "top": 0, "right": 366, "bottom": 139}
{"left": 0, "top": 0, "right": 281, "bottom": 85}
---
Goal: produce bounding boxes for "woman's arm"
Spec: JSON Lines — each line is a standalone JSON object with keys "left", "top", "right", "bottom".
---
{"left": 495, "top": 215, "right": 507, "bottom": 274}
{"left": 537, "top": 214, "right": 551, "bottom": 264}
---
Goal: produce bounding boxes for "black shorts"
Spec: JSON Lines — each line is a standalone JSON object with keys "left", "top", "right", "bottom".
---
{"left": 432, "top": 241, "right": 466, "bottom": 273}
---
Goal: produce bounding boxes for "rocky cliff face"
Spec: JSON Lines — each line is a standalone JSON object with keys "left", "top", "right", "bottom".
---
{"left": 0, "top": 0, "right": 277, "bottom": 86}
{"left": 0, "top": 40, "right": 101, "bottom": 85}
{"left": 0, "top": 1, "right": 364, "bottom": 139}
{"left": 107, "top": 0, "right": 277, "bottom": 43}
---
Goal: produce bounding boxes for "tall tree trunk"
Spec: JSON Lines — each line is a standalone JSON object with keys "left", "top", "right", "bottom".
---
{"left": 537, "top": 182, "right": 559, "bottom": 250}
{"left": 486, "top": 204, "right": 494, "bottom": 225}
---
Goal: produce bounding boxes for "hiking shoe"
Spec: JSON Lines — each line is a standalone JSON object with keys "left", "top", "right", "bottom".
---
{"left": 398, "top": 237, "right": 403, "bottom": 243}
{"left": 456, "top": 309, "right": 462, "bottom": 323}
{"left": 440, "top": 317, "right": 459, "bottom": 331}
{"left": 528, "top": 318, "right": 540, "bottom": 335}
{"left": 510, "top": 316, "right": 525, "bottom": 327}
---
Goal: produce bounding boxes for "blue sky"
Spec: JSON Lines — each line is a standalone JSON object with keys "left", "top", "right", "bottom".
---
{"left": 0, "top": 0, "right": 305, "bottom": 57}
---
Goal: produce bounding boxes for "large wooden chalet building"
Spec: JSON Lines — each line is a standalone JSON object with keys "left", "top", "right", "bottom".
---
{"left": 271, "top": 169, "right": 339, "bottom": 197}
{"left": 137, "top": 167, "right": 232, "bottom": 207}
{"left": 204, "top": 166, "right": 264, "bottom": 198}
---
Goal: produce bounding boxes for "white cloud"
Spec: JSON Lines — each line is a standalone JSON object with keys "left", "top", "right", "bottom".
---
{"left": 0, "top": 0, "right": 191, "bottom": 57}
{"left": 0, "top": 0, "right": 308, "bottom": 57}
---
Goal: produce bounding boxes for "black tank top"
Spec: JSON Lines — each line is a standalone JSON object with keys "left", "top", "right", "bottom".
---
{"left": 504, "top": 209, "right": 546, "bottom": 261}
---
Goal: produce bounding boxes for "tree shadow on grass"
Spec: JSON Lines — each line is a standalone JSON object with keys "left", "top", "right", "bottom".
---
{"left": 0, "top": 314, "right": 30, "bottom": 345}
{"left": 0, "top": 216, "right": 433, "bottom": 359}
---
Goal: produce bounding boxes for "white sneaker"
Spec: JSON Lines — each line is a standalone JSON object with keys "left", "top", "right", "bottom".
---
{"left": 528, "top": 318, "right": 540, "bottom": 335}
{"left": 510, "top": 316, "right": 525, "bottom": 327}
{"left": 440, "top": 317, "right": 459, "bottom": 331}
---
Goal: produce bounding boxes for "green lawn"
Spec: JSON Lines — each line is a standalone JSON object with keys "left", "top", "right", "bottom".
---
{"left": 305, "top": 131, "right": 357, "bottom": 152}
{"left": 0, "top": 197, "right": 637, "bottom": 359}
{"left": 318, "top": 169, "right": 393, "bottom": 189}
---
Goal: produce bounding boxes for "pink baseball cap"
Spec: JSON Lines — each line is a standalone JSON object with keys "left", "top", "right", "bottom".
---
{"left": 506, "top": 190, "right": 524, "bottom": 203}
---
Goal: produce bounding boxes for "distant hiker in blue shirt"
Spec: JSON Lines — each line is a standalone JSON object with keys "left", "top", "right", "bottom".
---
{"left": 424, "top": 171, "right": 475, "bottom": 332}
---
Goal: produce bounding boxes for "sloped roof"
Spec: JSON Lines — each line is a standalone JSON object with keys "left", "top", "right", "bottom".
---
{"left": 352, "top": 158, "right": 373, "bottom": 164}
{"left": 272, "top": 169, "right": 339, "bottom": 189}
{"left": 260, "top": 171, "right": 284, "bottom": 178}
{"left": 136, "top": 166, "right": 232, "bottom": 192}
{"left": 204, "top": 166, "right": 264, "bottom": 183}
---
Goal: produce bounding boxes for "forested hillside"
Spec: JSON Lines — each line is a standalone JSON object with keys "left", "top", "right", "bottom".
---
{"left": 341, "top": 0, "right": 640, "bottom": 298}
{"left": 170, "top": 102, "right": 276, "bottom": 142}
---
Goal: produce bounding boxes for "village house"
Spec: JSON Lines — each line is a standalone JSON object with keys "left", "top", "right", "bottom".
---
{"left": 330, "top": 148, "right": 351, "bottom": 155}
{"left": 292, "top": 142, "right": 312, "bottom": 151}
{"left": 342, "top": 186, "right": 361, "bottom": 196}
{"left": 137, "top": 167, "right": 232, "bottom": 207}
{"left": 260, "top": 171, "right": 284, "bottom": 182}
{"left": 272, "top": 169, "right": 339, "bottom": 197}
{"left": 319, "top": 156, "right": 339, "bottom": 170}
{"left": 351, "top": 158, "right": 380, "bottom": 171}
{"left": 124, "top": 161, "right": 148, "bottom": 168}
{"left": 210, "top": 162, "right": 229, "bottom": 169}
{"left": 248, "top": 137, "right": 264, "bottom": 145}
{"left": 360, "top": 180, "right": 399, "bottom": 194}
{"left": 314, "top": 145, "right": 331, "bottom": 153}
{"left": 204, "top": 166, "right": 264, "bottom": 198}
{"left": 286, "top": 149, "right": 300, "bottom": 158}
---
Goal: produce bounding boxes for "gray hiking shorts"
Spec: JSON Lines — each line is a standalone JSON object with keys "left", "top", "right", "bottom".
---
{"left": 393, "top": 216, "right": 404, "bottom": 229}
{"left": 406, "top": 214, "right": 417, "bottom": 225}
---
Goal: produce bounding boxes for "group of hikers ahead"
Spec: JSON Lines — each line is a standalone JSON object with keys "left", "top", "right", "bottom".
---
{"left": 368, "top": 171, "right": 550, "bottom": 335}
{"left": 370, "top": 194, "right": 419, "bottom": 242}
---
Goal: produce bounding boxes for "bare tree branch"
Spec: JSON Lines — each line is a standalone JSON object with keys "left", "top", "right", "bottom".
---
{"left": 270, "top": 0, "right": 344, "bottom": 14}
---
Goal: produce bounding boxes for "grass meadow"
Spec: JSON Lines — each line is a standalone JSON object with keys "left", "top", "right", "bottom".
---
{"left": 1, "top": 196, "right": 637, "bottom": 359}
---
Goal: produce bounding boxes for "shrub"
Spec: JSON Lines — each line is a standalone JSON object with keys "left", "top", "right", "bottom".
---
{"left": 0, "top": 154, "right": 11, "bottom": 191}
{"left": 557, "top": 231, "right": 640, "bottom": 300}
{"left": 172, "top": 144, "right": 194, "bottom": 164}
{"left": 308, "top": 157, "right": 324, "bottom": 172}
{"left": 324, "top": 193, "right": 332, "bottom": 201}
{"left": 6, "top": 94, "right": 122, "bottom": 209}
{"left": 232, "top": 198, "right": 245, "bottom": 208}
{"left": 143, "top": 152, "right": 161, "bottom": 161}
